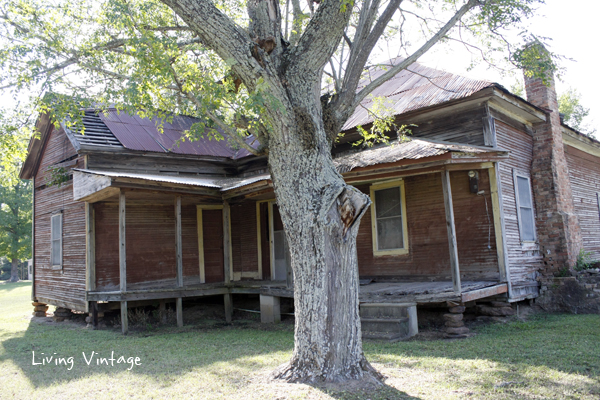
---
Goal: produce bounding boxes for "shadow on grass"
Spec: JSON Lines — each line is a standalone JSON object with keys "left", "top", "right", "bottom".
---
{"left": 1, "top": 313, "right": 296, "bottom": 389}
{"left": 0, "top": 281, "right": 33, "bottom": 293}
{"left": 364, "top": 313, "right": 600, "bottom": 397}
{"left": 313, "top": 383, "right": 421, "bottom": 400}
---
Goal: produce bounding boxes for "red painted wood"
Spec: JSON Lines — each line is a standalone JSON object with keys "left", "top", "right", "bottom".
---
{"left": 202, "top": 209, "right": 225, "bottom": 283}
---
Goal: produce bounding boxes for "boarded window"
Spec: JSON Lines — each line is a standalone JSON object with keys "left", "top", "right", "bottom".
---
{"left": 513, "top": 171, "right": 536, "bottom": 242}
{"left": 597, "top": 193, "right": 600, "bottom": 221}
{"left": 51, "top": 213, "right": 63, "bottom": 267}
{"left": 370, "top": 181, "right": 408, "bottom": 255}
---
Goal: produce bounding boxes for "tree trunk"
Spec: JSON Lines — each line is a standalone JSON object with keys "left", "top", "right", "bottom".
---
{"left": 268, "top": 87, "right": 380, "bottom": 384}
{"left": 10, "top": 258, "right": 19, "bottom": 282}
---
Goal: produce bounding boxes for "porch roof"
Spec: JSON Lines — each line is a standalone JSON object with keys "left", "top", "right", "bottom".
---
{"left": 334, "top": 137, "right": 509, "bottom": 174}
{"left": 72, "top": 138, "right": 507, "bottom": 202}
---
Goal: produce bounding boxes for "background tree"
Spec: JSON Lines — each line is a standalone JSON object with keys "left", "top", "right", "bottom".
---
{"left": 558, "top": 88, "right": 597, "bottom": 137}
{"left": 0, "top": 0, "right": 554, "bottom": 384}
{"left": 0, "top": 178, "right": 32, "bottom": 282}
{"left": 0, "top": 111, "right": 32, "bottom": 282}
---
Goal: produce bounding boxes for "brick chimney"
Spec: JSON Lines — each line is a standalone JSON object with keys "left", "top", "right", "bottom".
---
{"left": 523, "top": 48, "right": 582, "bottom": 279}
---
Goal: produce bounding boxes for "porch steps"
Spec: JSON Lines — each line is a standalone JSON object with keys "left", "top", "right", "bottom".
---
{"left": 360, "top": 303, "right": 418, "bottom": 342}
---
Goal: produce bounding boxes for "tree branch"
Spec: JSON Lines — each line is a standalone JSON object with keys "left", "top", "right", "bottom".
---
{"left": 349, "top": 0, "right": 477, "bottom": 112}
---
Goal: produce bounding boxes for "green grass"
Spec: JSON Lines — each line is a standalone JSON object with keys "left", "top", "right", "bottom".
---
{"left": 1, "top": 281, "right": 599, "bottom": 399}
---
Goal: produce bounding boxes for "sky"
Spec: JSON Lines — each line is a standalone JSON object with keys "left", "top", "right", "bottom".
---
{"left": 420, "top": 0, "right": 600, "bottom": 134}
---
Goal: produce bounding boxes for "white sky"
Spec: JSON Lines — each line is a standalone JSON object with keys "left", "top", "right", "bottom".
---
{"left": 419, "top": 0, "right": 600, "bottom": 134}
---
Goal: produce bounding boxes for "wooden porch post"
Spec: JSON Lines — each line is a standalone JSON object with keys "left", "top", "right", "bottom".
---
{"left": 175, "top": 196, "right": 183, "bottom": 327}
{"left": 441, "top": 170, "right": 461, "bottom": 295}
{"left": 85, "top": 202, "right": 96, "bottom": 314}
{"left": 223, "top": 201, "right": 233, "bottom": 322}
{"left": 119, "top": 190, "right": 128, "bottom": 334}
{"left": 488, "top": 164, "right": 513, "bottom": 298}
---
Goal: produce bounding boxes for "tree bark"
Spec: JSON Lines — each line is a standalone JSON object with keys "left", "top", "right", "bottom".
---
{"left": 267, "top": 83, "right": 379, "bottom": 383}
{"left": 10, "top": 258, "right": 19, "bottom": 282}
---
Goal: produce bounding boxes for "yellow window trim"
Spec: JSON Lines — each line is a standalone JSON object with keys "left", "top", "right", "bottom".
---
{"left": 369, "top": 179, "right": 409, "bottom": 256}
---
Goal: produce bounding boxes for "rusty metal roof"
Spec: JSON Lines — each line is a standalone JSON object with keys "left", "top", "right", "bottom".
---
{"left": 333, "top": 138, "right": 507, "bottom": 173}
{"left": 342, "top": 57, "right": 495, "bottom": 130}
{"left": 67, "top": 110, "right": 258, "bottom": 159}
{"left": 66, "top": 58, "right": 494, "bottom": 159}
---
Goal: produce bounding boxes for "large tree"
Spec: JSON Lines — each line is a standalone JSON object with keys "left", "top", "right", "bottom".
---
{"left": 1, "top": 0, "right": 551, "bottom": 383}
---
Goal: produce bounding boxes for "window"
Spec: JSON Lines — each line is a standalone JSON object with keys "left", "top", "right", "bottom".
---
{"left": 513, "top": 171, "right": 536, "bottom": 242}
{"left": 370, "top": 180, "right": 408, "bottom": 256}
{"left": 51, "top": 213, "right": 62, "bottom": 269}
{"left": 597, "top": 192, "right": 600, "bottom": 221}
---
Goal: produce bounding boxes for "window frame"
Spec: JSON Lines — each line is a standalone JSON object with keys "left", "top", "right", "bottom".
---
{"left": 369, "top": 180, "right": 409, "bottom": 256}
{"left": 512, "top": 170, "right": 537, "bottom": 244}
{"left": 50, "top": 213, "right": 63, "bottom": 270}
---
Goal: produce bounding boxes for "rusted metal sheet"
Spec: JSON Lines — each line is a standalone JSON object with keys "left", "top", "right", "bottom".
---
{"left": 343, "top": 58, "right": 494, "bottom": 130}
{"left": 564, "top": 145, "right": 600, "bottom": 258}
{"left": 356, "top": 170, "right": 499, "bottom": 280}
{"left": 33, "top": 127, "right": 87, "bottom": 310}
{"left": 95, "top": 110, "right": 258, "bottom": 158}
{"left": 334, "top": 138, "right": 505, "bottom": 174}
{"left": 494, "top": 120, "right": 544, "bottom": 285}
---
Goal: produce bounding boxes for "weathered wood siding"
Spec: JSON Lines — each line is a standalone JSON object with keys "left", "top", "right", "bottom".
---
{"left": 33, "top": 127, "right": 87, "bottom": 310}
{"left": 564, "top": 144, "right": 600, "bottom": 258}
{"left": 356, "top": 170, "right": 498, "bottom": 280}
{"left": 495, "top": 120, "right": 543, "bottom": 284}
{"left": 95, "top": 203, "right": 200, "bottom": 289}
{"left": 202, "top": 209, "right": 225, "bottom": 283}
{"left": 181, "top": 205, "right": 200, "bottom": 277}
{"left": 231, "top": 203, "right": 259, "bottom": 277}
{"left": 405, "top": 106, "right": 487, "bottom": 146}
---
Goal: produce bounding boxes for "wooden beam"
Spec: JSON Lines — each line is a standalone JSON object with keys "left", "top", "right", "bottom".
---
{"left": 121, "top": 301, "right": 128, "bottom": 334}
{"left": 256, "top": 202, "right": 262, "bottom": 280}
{"left": 224, "top": 293, "right": 233, "bottom": 323}
{"left": 489, "top": 163, "right": 513, "bottom": 297}
{"left": 176, "top": 297, "right": 183, "bottom": 327}
{"left": 119, "top": 190, "right": 126, "bottom": 293}
{"left": 85, "top": 202, "right": 96, "bottom": 295}
{"left": 73, "top": 171, "right": 113, "bottom": 201}
{"left": 175, "top": 196, "right": 183, "bottom": 288}
{"left": 441, "top": 170, "right": 461, "bottom": 295}
{"left": 223, "top": 201, "right": 232, "bottom": 284}
{"left": 461, "top": 283, "right": 508, "bottom": 303}
{"left": 87, "top": 287, "right": 229, "bottom": 302}
{"left": 197, "top": 206, "right": 205, "bottom": 283}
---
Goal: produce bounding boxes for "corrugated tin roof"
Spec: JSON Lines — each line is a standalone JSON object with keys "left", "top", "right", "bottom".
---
{"left": 73, "top": 169, "right": 271, "bottom": 191}
{"left": 342, "top": 57, "right": 495, "bottom": 130}
{"left": 333, "top": 138, "right": 504, "bottom": 173}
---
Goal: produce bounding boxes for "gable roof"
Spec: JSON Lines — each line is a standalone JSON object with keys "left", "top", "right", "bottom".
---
{"left": 342, "top": 58, "right": 495, "bottom": 130}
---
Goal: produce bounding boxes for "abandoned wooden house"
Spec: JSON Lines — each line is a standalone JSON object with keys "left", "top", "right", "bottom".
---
{"left": 20, "top": 59, "right": 600, "bottom": 338}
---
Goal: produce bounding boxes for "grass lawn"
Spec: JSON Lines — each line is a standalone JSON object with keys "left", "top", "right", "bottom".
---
{"left": 1, "top": 281, "right": 599, "bottom": 399}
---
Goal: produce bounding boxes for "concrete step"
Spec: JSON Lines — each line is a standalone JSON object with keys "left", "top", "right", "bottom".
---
{"left": 360, "top": 302, "right": 415, "bottom": 318}
{"left": 362, "top": 317, "right": 409, "bottom": 334}
{"left": 360, "top": 302, "right": 418, "bottom": 341}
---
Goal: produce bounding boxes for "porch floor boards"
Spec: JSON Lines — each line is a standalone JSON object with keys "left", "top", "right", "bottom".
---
{"left": 88, "top": 279, "right": 506, "bottom": 304}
